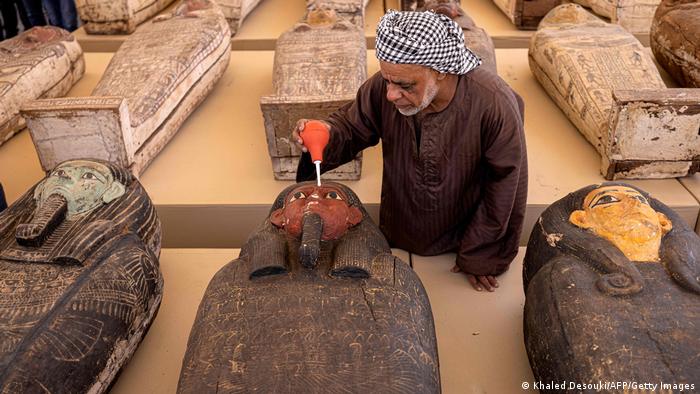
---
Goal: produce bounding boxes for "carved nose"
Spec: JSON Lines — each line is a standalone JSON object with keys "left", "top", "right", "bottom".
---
{"left": 16, "top": 194, "right": 67, "bottom": 247}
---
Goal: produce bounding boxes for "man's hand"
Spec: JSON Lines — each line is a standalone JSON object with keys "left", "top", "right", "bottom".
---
{"left": 451, "top": 264, "right": 499, "bottom": 292}
{"left": 292, "top": 119, "right": 331, "bottom": 153}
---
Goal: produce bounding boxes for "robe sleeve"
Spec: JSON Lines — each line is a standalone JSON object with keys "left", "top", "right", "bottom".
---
{"left": 456, "top": 90, "right": 527, "bottom": 276}
{"left": 296, "top": 73, "right": 384, "bottom": 182}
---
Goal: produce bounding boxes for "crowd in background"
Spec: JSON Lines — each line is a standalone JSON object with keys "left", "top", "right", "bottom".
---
{"left": 0, "top": 0, "right": 78, "bottom": 40}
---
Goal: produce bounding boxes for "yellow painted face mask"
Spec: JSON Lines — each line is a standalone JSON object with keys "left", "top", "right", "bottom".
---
{"left": 569, "top": 186, "right": 672, "bottom": 262}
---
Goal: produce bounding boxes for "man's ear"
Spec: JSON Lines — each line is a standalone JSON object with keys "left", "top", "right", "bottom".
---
{"left": 346, "top": 207, "right": 363, "bottom": 227}
{"left": 569, "top": 210, "right": 591, "bottom": 229}
{"left": 270, "top": 208, "right": 286, "bottom": 228}
{"left": 657, "top": 212, "right": 672, "bottom": 234}
{"left": 102, "top": 181, "right": 125, "bottom": 204}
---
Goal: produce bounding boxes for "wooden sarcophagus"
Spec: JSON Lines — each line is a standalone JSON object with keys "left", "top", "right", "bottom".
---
{"left": 651, "top": 0, "right": 700, "bottom": 88}
{"left": 22, "top": 0, "right": 231, "bottom": 176}
{"left": 523, "top": 183, "right": 700, "bottom": 391}
{"left": 0, "top": 27, "right": 83, "bottom": 147}
{"left": 489, "top": 0, "right": 562, "bottom": 29}
{"left": 0, "top": 159, "right": 163, "bottom": 393}
{"left": 307, "top": 0, "right": 369, "bottom": 27}
{"left": 260, "top": 9, "right": 366, "bottom": 180}
{"left": 215, "top": 0, "right": 263, "bottom": 36}
{"left": 75, "top": 0, "right": 176, "bottom": 34}
{"left": 529, "top": 4, "right": 700, "bottom": 180}
{"left": 178, "top": 182, "right": 440, "bottom": 393}
{"left": 571, "top": 0, "right": 660, "bottom": 34}
{"left": 421, "top": 0, "right": 497, "bottom": 73}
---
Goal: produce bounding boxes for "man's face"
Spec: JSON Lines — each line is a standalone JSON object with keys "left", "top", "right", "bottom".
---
{"left": 569, "top": 186, "right": 672, "bottom": 261}
{"left": 38, "top": 161, "right": 120, "bottom": 216}
{"left": 379, "top": 61, "right": 439, "bottom": 116}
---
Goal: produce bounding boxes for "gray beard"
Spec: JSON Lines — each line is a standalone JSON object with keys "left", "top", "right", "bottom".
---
{"left": 397, "top": 80, "right": 439, "bottom": 116}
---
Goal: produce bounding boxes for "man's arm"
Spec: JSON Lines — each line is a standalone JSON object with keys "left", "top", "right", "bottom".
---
{"left": 455, "top": 89, "right": 527, "bottom": 289}
{"left": 296, "top": 73, "right": 384, "bottom": 181}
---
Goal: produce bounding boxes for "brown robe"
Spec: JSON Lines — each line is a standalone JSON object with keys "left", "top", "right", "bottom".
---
{"left": 298, "top": 67, "right": 527, "bottom": 276}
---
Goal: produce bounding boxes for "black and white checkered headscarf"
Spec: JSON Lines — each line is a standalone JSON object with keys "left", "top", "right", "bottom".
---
{"left": 375, "top": 10, "right": 481, "bottom": 75}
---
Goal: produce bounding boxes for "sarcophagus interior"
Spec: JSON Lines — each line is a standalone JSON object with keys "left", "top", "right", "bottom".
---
{"left": 529, "top": 4, "right": 700, "bottom": 180}
{"left": 22, "top": 0, "right": 231, "bottom": 176}
{"left": 307, "top": 0, "right": 370, "bottom": 27}
{"left": 651, "top": 0, "right": 700, "bottom": 88}
{"left": 420, "top": 0, "right": 497, "bottom": 73}
{"left": 178, "top": 181, "right": 440, "bottom": 393}
{"left": 523, "top": 183, "right": 700, "bottom": 390}
{"left": 260, "top": 8, "right": 367, "bottom": 180}
{"left": 215, "top": 0, "right": 263, "bottom": 36}
{"left": 0, "top": 159, "right": 163, "bottom": 393}
{"left": 571, "top": 0, "right": 660, "bottom": 34}
{"left": 76, "top": 0, "right": 176, "bottom": 34}
{"left": 0, "top": 27, "right": 83, "bottom": 147}
{"left": 489, "top": 0, "right": 562, "bottom": 29}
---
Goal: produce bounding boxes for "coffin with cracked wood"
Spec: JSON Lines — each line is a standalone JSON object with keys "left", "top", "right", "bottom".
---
{"left": 76, "top": 0, "right": 176, "bottom": 34}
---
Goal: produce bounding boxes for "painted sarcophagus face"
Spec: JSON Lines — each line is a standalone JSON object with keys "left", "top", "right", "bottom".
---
{"left": 260, "top": 8, "right": 367, "bottom": 180}
{"left": 523, "top": 183, "right": 700, "bottom": 391}
{"left": 22, "top": 0, "right": 231, "bottom": 176}
{"left": 0, "top": 27, "right": 84, "bottom": 147}
{"left": 529, "top": 4, "right": 700, "bottom": 180}
{"left": 76, "top": 0, "right": 176, "bottom": 34}
{"left": 178, "top": 182, "right": 440, "bottom": 393}
{"left": 420, "top": 0, "right": 497, "bottom": 73}
{"left": 487, "top": 0, "right": 561, "bottom": 29}
{"left": 571, "top": 0, "right": 660, "bottom": 34}
{"left": 215, "top": 0, "right": 263, "bottom": 36}
{"left": 651, "top": 0, "right": 700, "bottom": 88}
{"left": 0, "top": 159, "right": 163, "bottom": 393}
{"left": 306, "top": 0, "right": 370, "bottom": 27}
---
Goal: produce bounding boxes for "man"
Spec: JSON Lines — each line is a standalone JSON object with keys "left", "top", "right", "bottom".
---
{"left": 293, "top": 10, "right": 527, "bottom": 292}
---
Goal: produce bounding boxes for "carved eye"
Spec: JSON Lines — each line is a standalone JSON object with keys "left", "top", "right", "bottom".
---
{"left": 81, "top": 172, "right": 97, "bottom": 180}
{"left": 325, "top": 191, "right": 343, "bottom": 200}
{"left": 633, "top": 195, "right": 648, "bottom": 205}
{"left": 53, "top": 169, "right": 68, "bottom": 178}
{"left": 290, "top": 191, "right": 307, "bottom": 202}
{"left": 592, "top": 195, "right": 619, "bottom": 207}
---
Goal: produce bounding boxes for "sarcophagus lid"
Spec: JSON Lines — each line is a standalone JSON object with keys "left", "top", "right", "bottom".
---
{"left": 23, "top": 0, "right": 231, "bottom": 175}
{"left": 529, "top": 4, "right": 700, "bottom": 180}
{"left": 488, "top": 0, "right": 562, "bottom": 29}
{"left": 651, "top": 0, "right": 700, "bottom": 88}
{"left": 260, "top": 9, "right": 367, "bottom": 180}
{"left": 571, "top": 0, "right": 660, "bottom": 34}
{"left": 215, "top": 0, "right": 263, "bottom": 35}
{"left": 523, "top": 183, "right": 700, "bottom": 391}
{"left": 0, "top": 159, "right": 163, "bottom": 393}
{"left": 76, "top": 0, "right": 176, "bottom": 34}
{"left": 0, "top": 27, "right": 84, "bottom": 147}
{"left": 307, "top": 0, "right": 369, "bottom": 26}
{"left": 178, "top": 182, "right": 440, "bottom": 393}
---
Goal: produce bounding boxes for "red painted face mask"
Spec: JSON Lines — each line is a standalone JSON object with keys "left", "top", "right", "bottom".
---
{"left": 270, "top": 184, "right": 363, "bottom": 241}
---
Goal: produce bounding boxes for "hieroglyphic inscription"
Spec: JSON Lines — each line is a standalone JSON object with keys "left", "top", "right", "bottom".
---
{"left": 76, "top": 0, "right": 176, "bottom": 34}
{"left": 572, "top": 0, "right": 660, "bottom": 33}
{"left": 0, "top": 27, "right": 83, "bottom": 146}
{"left": 307, "top": 0, "right": 370, "bottom": 26}
{"left": 214, "top": 0, "right": 263, "bottom": 35}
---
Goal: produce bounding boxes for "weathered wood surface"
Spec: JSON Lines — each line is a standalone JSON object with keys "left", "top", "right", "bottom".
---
{"left": 215, "top": 0, "right": 263, "bottom": 36}
{"left": 22, "top": 0, "right": 231, "bottom": 176}
{"left": 0, "top": 27, "right": 83, "bottom": 147}
{"left": 572, "top": 0, "right": 660, "bottom": 33}
{"left": 651, "top": 0, "right": 700, "bottom": 88}
{"left": 178, "top": 182, "right": 440, "bottom": 393}
{"left": 489, "top": 0, "right": 562, "bottom": 29}
{"left": 76, "top": 0, "right": 176, "bottom": 34}
{"left": 260, "top": 9, "right": 366, "bottom": 180}
{"left": 421, "top": 0, "right": 497, "bottom": 73}
{"left": 523, "top": 183, "right": 700, "bottom": 392}
{"left": 307, "top": 0, "right": 370, "bottom": 27}
{"left": 0, "top": 159, "right": 163, "bottom": 394}
{"left": 529, "top": 4, "right": 700, "bottom": 179}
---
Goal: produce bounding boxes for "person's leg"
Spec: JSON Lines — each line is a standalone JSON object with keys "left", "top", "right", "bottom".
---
{"left": 18, "top": 0, "right": 47, "bottom": 28}
{"left": 41, "top": 0, "right": 59, "bottom": 27}
{"left": 59, "top": 0, "right": 77, "bottom": 31}
{"left": 0, "top": 1, "right": 19, "bottom": 38}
